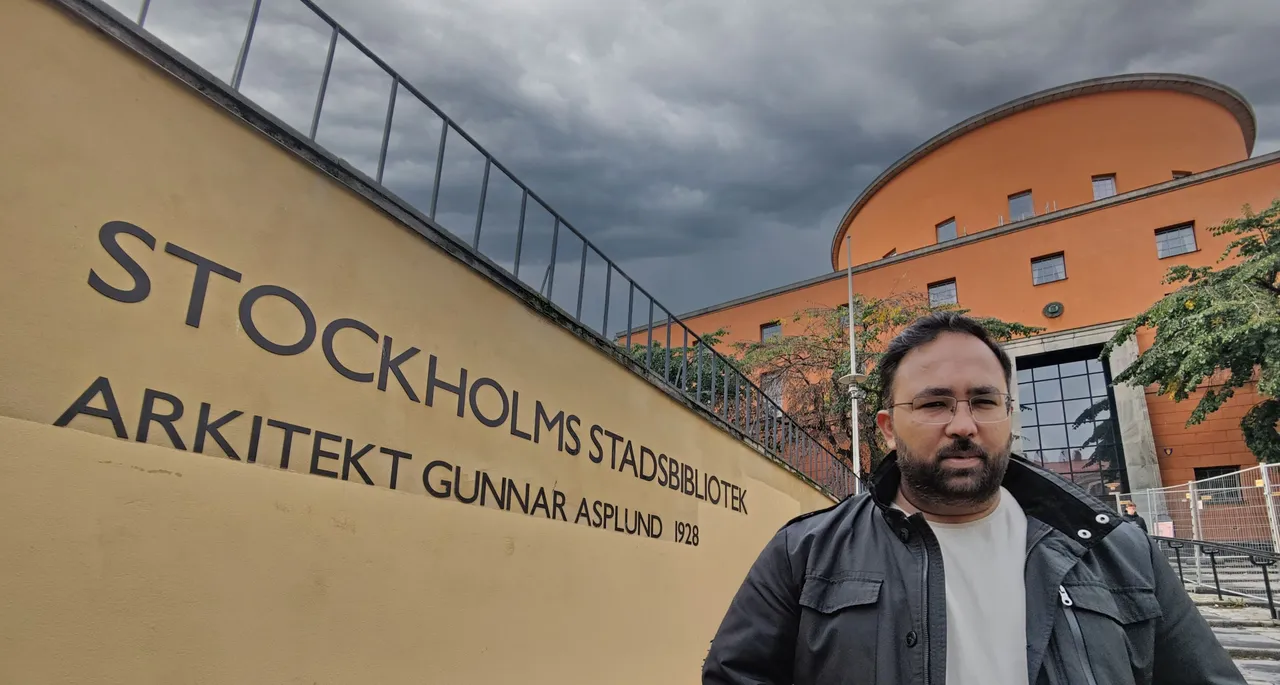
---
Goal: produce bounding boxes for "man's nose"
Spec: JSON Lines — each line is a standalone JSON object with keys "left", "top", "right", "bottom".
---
{"left": 945, "top": 401, "right": 979, "bottom": 438}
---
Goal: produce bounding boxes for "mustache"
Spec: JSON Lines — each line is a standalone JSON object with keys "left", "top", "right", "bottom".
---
{"left": 936, "top": 439, "right": 989, "bottom": 460}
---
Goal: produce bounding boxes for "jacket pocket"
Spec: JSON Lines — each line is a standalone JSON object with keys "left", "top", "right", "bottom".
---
{"left": 797, "top": 574, "right": 883, "bottom": 684}
{"left": 1054, "top": 584, "right": 1161, "bottom": 685}
{"left": 799, "top": 574, "right": 882, "bottom": 613}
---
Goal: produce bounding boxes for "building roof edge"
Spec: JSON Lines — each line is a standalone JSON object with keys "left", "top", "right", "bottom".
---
{"left": 827, "top": 73, "right": 1259, "bottom": 269}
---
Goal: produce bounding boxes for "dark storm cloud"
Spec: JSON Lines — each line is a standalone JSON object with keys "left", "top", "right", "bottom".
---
{"left": 105, "top": 0, "right": 1280, "bottom": 320}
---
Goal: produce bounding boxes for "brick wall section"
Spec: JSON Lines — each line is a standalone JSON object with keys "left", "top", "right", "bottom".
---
{"left": 1147, "top": 383, "right": 1262, "bottom": 486}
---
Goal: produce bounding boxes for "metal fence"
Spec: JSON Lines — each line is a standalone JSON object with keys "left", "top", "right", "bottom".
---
{"left": 1118, "top": 463, "right": 1280, "bottom": 591}
{"left": 1117, "top": 463, "right": 1280, "bottom": 551}
{"left": 105, "top": 0, "right": 859, "bottom": 498}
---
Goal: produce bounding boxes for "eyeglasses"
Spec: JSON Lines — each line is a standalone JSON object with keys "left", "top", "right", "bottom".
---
{"left": 889, "top": 393, "right": 1012, "bottom": 425}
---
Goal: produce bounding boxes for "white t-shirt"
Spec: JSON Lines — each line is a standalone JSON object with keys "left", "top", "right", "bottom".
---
{"left": 927, "top": 487, "right": 1029, "bottom": 685}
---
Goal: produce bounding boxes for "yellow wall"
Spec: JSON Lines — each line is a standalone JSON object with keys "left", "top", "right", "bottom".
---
{"left": 0, "top": 2, "right": 834, "bottom": 682}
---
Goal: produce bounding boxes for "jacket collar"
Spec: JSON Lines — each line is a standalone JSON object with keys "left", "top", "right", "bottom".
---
{"left": 867, "top": 451, "right": 1121, "bottom": 546}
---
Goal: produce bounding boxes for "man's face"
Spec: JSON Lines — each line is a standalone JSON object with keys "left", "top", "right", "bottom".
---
{"left": 875, "top": 332, "right": 1014, "bottom": 509}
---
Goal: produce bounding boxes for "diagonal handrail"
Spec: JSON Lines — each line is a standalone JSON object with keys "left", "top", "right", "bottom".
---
{"left": 101, "top": 0, "right": 860, "bottom": 498}
{"left": 1154, "top": 536, "right": 1280, "bottom": 619}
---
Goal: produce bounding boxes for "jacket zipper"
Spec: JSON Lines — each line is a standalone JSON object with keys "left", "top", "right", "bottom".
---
{"left": 1058, "top": 586, "right": 1099, "bottom": 685}
{"left": 921, "top": 543, "right": 930, "bottom": 685}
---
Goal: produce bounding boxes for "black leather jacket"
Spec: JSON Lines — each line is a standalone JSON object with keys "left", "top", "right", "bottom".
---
{"left": 703, "top": 452, "right": 1243, "bottom": 685}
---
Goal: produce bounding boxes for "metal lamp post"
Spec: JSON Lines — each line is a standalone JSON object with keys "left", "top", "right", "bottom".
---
{"left": 837, "top": 236, "right": 867, "bottom": 494}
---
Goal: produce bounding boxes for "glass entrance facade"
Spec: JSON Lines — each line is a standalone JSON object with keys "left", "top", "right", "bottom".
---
{"left": 1015, "top": 345, "right": 1128, "bottom": 499}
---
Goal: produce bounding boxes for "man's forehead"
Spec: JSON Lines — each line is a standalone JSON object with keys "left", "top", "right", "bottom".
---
{"left": 895, "top": 333, "right": 1005, "bottom": 390}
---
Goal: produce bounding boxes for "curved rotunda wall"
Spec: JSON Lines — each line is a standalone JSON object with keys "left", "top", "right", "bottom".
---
{"left": 834, "top": 88, "right": 1251, "bottom": 269}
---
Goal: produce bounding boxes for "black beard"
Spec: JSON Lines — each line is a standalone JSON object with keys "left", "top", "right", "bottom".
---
{"left": 897, "top": 436, "right": 1011, "bottom": 510}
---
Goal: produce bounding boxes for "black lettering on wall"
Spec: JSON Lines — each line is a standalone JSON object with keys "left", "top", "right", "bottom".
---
{"left": 310, "top": 431, "right": 341, "bottom": 478}
{"left": 531, "top": 487, "right": 551, "bottom": 518}
{"left": 377, "top": 336, "right": 421, "bottom": 402}
{"left": 604, "top": 429, "right": 623, "bottom": 468}
{"left": 342, "top": 440, "right": 375, "bottom": 485}
{"left": 468, "top": 378, "right": 509, "bottom": 428}
{"left": 137, "top": 388, "right": 186, "bottom": 449}
{"left": 194, "top": 403, "right": 242, "bottom": 459}
{"left": 426, "top": 355, "right": 467, "bottom": 417}
{"left": 321, "top": 318, "right": 378, "bottom": 383}
{"left": 708, "top": 475, "right": 722, "bottom": 505}
{"left": 163, "top": 243, "right": 243, "bottom": 328}
{"left": 506, "top": 480, "right": 530, "bottom": 514}
{"left": 422, "top": 459, "right": 452, "bottom": 498}
{"left": 681, "top": 464, "right": 696, "bottom": 496}
{"left": 667, "top": 456, "right": 682, "bottom": 491}
{"left": 564, "top": 415, "right": 582, "bottom": 456}
{"left": 738, "top": 488, "right": 748, "bottom": 515}
{"left": 508, "top": 391, "right": 532, "bottom": 441}
{"left": 553, "top": 490, "right": 567, "bottom": 521}
{"left": 267, "top": 419, "right": 311, "bottom": 469}
{"left": 639, "top": 447, "right": 657, "bottom": 482}
{"left": 588, "top": 425, "right": 604, "bottom": 464}
{"left": 53, "top": 376, "right": 129, "bottom": 439}
{"left": 479, "top": 473, "right": 505, "bottom": 509}
{"left": 533, "top": 402, "right": 564, "bottom": 450}
{"left": 574, "top": 497, "right": 590, "bottom": 525}
{"left": 656, "top": 454, "right": 669, "bottom": 487}
{"left": 247, "top": 415, "right": 263, "bottom": 463}
{"left": 619, "top": 441, "right": 638, "bottom": 477}
{"left": 239, "top": 285, "right": 317, "bottom": 356}
{"left": 380, "top": 447, "right": 412, "bottom": 490}
{"left": 88, "top": 221, "right": 155, "bottom": 304}
{"left": 453, "top": 465, "right": 479, "bottom": 503}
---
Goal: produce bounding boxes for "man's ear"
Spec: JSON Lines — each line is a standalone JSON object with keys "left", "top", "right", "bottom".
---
{"left": 875, "top": 409, "right": 896, "bottom": 451}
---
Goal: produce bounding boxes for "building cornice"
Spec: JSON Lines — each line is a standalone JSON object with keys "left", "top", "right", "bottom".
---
{"left": 829, "top": 73, "right": 1258, "bottom": 269}
{"left": 647, "top": 149, "right": 1280, "bottom": 331}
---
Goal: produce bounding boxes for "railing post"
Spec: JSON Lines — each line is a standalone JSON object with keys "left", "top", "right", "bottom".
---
{"left": 1203, "top": 546, "right": 1222, "bottom": 600}
{"left": 1263, "top": 464, "right": 1280, "bottom": 555}
{"left": 1190, "top": 480, "right": 1204, "bottom": 586}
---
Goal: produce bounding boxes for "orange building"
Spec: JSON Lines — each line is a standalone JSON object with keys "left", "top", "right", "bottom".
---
{"left": 676, "top": 74, "right": 1280, "bottom": 516}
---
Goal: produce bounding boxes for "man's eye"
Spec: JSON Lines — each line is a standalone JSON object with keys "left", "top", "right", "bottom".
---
{"left": 973, "top": 398, "right": 999, "bottom": 407}
{"left": 917, "top": 401, "right": 948, "bottom": 409}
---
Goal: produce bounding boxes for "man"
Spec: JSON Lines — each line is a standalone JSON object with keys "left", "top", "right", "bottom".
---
{"left": 703, "top": 312, "right": 1241, "bottom": 685}
{"left": 1123, "top": 502, "right": 1150, "bottom": 533}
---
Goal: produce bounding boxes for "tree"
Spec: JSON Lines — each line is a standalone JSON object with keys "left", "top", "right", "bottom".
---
{"left": 1102, "top": 198, "right": 1280, "bottom": 462}
{"left": 731, "top": 292, "right": 1042, "bottom": 473}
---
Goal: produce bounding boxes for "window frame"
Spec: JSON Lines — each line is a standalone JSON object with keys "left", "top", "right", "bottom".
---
{"left": 1008, "top": 190, "right": 1035, "bottom": 222}
{"left": 1030, "top": 252, "right": 1067, "bottom": 286}
{"left": 935, "top": 217, "right": 958, "bottom": 243}
{"left": 1091, "top": 174, "right": 1117, "bottom": 200}
{"left": 1154, "top": 222, "right": 1198, "bottom": 259}
{"left": 927, "top": 278, "right": 958, "bottom": 307}
{"left": 1194, "top": 465, "right": 1244, "bottom": 505}
{"left": 760, "top": 321, "right": 782, "bottom": 342}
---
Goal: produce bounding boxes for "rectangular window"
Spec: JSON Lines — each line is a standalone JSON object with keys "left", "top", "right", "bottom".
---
{"left": 928, "top": 279, "right": 958, "bottom": 307}
{"left": 761, "top": 371, "right": 784, "bottom": 416}
{"left": 1172, "top": 170, "right": 1192, "bottom": 179}
{"left": 760, "top": 321, "right": 782, "bottom": 341}
{"left": 1009, "top": 190, "right": 1035, "bottom": 222}
{"left": 1031, "top": 253, "right": 1066, "bottom": 285}
{"left": 936, "top": 217, "right": 957, "bottom": 243}
{"left": 1195, "top": 465, "right": 1243, "bottom": 504}
{"left": 1155, "top": 223, "right": 1197, "bottom": 258}
{"left": 1091, "top": 174, "right": 1117, "bottom": 200}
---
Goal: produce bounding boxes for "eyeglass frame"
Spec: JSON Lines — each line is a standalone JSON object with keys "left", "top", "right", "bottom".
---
{"left": 887, "top": 391, "right": 1014, "bottom": 425}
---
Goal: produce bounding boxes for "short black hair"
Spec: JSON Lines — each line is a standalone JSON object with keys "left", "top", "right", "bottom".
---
{"left": 877, "top": 311, "right": 1013, "bottom": 408}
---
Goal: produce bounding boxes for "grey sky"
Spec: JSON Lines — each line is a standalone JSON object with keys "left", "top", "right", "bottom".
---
{"left": 103, "top": 0, "right": 1280, "bottom": 333}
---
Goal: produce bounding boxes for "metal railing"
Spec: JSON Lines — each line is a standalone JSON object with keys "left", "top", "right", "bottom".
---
{"left": 1155, "top": 536, "right": 1280, "bottom": 619}
{"left": 109, "top": 0, "right": 859, "bottom": 498}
